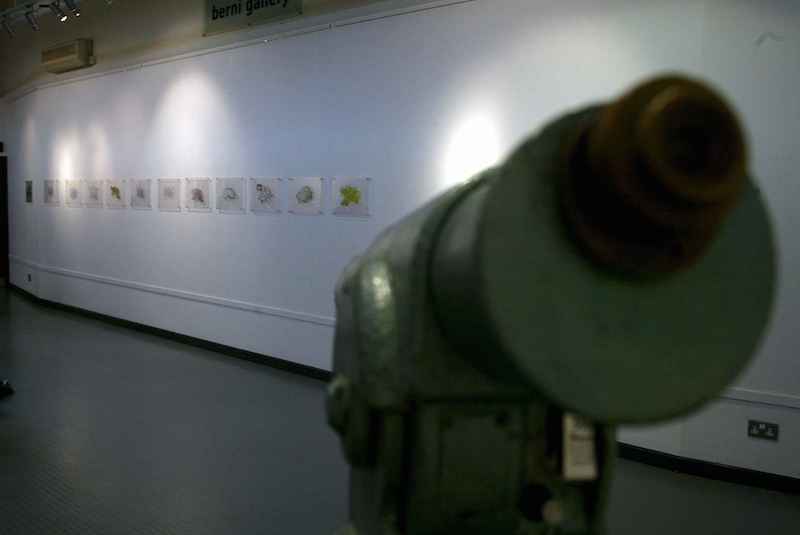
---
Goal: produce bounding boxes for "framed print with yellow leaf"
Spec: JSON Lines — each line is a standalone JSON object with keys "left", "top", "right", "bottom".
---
{"left": 332, "top": 177, "right": 371, "bottom": 218}
{"left": 106, "top": 180, "right": 127, "bottom": 209}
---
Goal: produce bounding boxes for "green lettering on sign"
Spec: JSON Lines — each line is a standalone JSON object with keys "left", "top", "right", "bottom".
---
{"left": 205, "top": 0, "right": 302, "bottom": 36}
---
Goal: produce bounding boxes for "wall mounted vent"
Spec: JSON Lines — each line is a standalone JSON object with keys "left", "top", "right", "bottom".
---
{"left": 42, "top": 38, "right": 95, "bottom": 74}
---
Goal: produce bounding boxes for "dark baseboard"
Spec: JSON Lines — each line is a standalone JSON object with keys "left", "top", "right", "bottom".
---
{"left": 618, "top": 443, "right": 799, "bottom": 495}
{"left": 6, "top": 284, "right": 798, "bottom": 494}
{"left": 7, "top": 283, "right": 334, "bottom": 383}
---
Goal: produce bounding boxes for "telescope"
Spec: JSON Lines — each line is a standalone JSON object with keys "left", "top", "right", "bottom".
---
{"left": 327, "top": 75, "right": 775, "bottom": 535}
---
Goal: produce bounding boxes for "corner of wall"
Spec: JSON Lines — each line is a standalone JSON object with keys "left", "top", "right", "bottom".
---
{"left": 0, "top": 97, "right": 6, "bottom": 144}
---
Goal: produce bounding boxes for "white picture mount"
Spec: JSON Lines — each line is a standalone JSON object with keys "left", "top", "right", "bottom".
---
{"left": 83, "top": 180, "right": 104, "bottom": 208}
{"left": 131, "top": 179, "right": 152, "bottom": 210}
{"left": 217, "top": 177, "right": 246, "bottom": 214}
{"left": 288, "top": 177, "right": 323, "bottom": 215}
{"left": 43, "top": 180, "right": 61, "bottom": 206}
{"left": 250, "top": 177, "right": 282, "bottom": 214}
{"left": 65, "top": 180, "right": 82, "bottom": 208}
{"left": 158, "top": 179, "right": 182, "bottom": 212}
{"left": 186, "top": 178, "right": 212, "bottom": 212}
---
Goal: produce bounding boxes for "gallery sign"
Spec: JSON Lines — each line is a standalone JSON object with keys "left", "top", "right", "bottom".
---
{"left": 205, "top": 0, "right": 302, "bottom": 35}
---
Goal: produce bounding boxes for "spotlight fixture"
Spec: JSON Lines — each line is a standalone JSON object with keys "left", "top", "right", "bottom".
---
{"left": 25, "top": 10, "right": 39, "bottom": 31}
{"left": 64, "top": 0, "right": 80, "bottom": 17}
{"left": 50, "top": 2, "right": 68, "bottom": 23}
{"left": 1, "top": 17, "right": 13, "bottom": 38}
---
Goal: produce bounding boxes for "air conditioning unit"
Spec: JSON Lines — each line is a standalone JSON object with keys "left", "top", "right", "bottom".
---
{"left": 42, "top": 39, "right": 95, "bottom": 74}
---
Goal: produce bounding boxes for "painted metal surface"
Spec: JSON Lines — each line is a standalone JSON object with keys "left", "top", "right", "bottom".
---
{"left": 327, "top": 76, "right": 775, "bottom": 534}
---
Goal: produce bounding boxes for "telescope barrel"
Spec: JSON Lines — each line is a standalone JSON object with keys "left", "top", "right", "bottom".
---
{"left": 330, "top": 74, "right": 776, "bottom": 535}
{"left": 429, "top": 76, "right": 773, "bottom": 422}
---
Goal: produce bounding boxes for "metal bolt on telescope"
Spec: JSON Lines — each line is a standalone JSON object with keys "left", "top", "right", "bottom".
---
{"left": 327, "top": 75, "right": 775, "bottom": 535}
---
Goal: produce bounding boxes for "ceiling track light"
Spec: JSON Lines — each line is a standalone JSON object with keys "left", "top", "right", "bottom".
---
{"left": 64, "top": 0, "right": 80, "bottom": 17}
{"left": 1, "top": 0, "right": 85, "bottom": 36}
{"left": 50, "top": 2, "right": 68, "bottom": 23}
{"left": 1, "top": 17, "right": 13, "bottom": 38}
{"left": 25, "top": 10, "right": 39, "bottom": 31}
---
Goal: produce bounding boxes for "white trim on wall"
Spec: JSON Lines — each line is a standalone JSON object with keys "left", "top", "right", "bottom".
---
{"left": 9, "top": 255, "right": 336, "bottom": 327}
{"left": 724, "top": 388, "right": 800, "bottom": 410}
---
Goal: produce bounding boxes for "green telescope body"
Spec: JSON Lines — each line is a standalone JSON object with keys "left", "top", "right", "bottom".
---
{"left": 328, "top": 75, "right": 775, "bottom": 535}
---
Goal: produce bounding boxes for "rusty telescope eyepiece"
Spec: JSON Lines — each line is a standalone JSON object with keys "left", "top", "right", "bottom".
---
{"left": 562, "top": 76, "right": 748, "bottom": 275}
{"left": 329, "top": 75, "right": 775, "bottom": 535}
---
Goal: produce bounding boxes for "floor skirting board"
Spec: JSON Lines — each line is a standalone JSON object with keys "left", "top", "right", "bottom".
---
{"left": 8, "top": 283, "right": 333, "bottom": 382}
{"left": 6, "top": 283, "right": 799, "bottom": 494}
{"left": 618, "top": 444, "right": 800, "bottom": 495}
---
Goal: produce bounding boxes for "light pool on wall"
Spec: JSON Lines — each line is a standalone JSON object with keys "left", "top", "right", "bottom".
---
{"left": 440, "top": 110, "right": 503, "bottom": 190}
{"left": 151, "top": 70, "right": 237, "bottom": 175}
{"left": 52, "top": 127, "right": 80, "bottom": 184}
{"left": 86, "top": 121, "right": 113, "bottom": 180}
{"left": 22, "top": 113, "right": 39, "bottom": 176}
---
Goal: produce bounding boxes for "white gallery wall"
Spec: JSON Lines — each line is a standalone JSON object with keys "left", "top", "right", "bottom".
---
{"left": 2, "top": 0, "right": 799, "bottom": 477}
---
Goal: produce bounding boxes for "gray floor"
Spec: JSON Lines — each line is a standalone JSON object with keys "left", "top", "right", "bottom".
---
{"left": 0, "top": 289, "right": 798, "bottom": 534}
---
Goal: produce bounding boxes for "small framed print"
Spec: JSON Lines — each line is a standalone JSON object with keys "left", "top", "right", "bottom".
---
{"left": 186, "top": 178, "right": 211, "bottom": 212}
{"left": 288, "top": 177, "right": 323, "bottom": 215}
{"left": 131, "top": 179, "right": 152, "bottom": 210}
{"left": 332, "top": 177, "right": 371, "bottom": 218}
{"left": 25, "top": 181, "right": 33, "bottom": 203}
{"left": 217, "top": 178, "right": 245, "bottom": 214}
{"left": 83, "top": 180, "right": 103, "bottom": 208}
{"left": 44, "top": 180, "right": 61, "bottom": 206}
{"left": 250, "top": 178, "right": 281, "bottom": 214}
{"left": 159, "top": 179, "right": 181, "bottom": 212}
{"left": 65, "top": 180, "right": 82, "bottom": 208}
{"left": 106, "top": 180, "right": 127, "bottom": 209}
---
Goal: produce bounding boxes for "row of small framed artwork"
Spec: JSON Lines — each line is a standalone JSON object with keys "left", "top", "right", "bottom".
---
{"left": 25, "top": 177, "right": 371, "bottom": 217}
